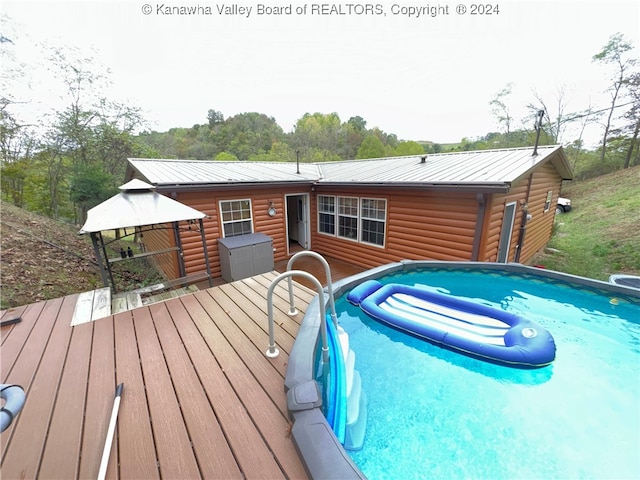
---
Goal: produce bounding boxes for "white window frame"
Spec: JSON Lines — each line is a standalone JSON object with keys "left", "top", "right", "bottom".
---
{"left": 543, "top": 190, "right": 553, "bottom": 213}
{"left": 317, "top": 195, "right": 336, "bottom": 236}
{"left": 360, "top": 198, "right": 387, "bottom": 247}
{"left": 219, "top": 198, "right": 254, "bottom": 237}
{"left": 337, "top": 196, "right": 359, "bottom": 242}
{"left": 316, "top": 195, "right": 387, "bottom": 248}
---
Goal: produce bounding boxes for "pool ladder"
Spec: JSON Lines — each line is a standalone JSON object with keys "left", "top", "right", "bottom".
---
{"left": 265, "top": 251, "right": 367, "bottom": 451}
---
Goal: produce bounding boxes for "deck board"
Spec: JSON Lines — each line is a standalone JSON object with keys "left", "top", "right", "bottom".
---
{"left": 135, "top": 305, "right": 202, "bottom": 479}
{"left": 1, "top": 272, "right": 316, "bottom": 479}
{"left": 159, "top": 298, "right": 244, "bottom": 479}
{"left": 1, "top": 294, "right": 75, "bottom": 479}
{"left": 0, "top": 300, "right": 48, "bottom": 377}
{"left": 0, "top": 305, "right": 28, "bottom": 342}
{"left": 38, "top": 319, "right": 93, "bottom": 479}
{"left": 78, "top": 316, "right": 117, "bottom": 480}
{"left": 191, "top": 290, "right": 289, "bottom": 415}
{"left": 182, "top": 291, "right": 290, "bottom": 479}
{"left": 113, "top": 310, "right": 160, "bottom": 480}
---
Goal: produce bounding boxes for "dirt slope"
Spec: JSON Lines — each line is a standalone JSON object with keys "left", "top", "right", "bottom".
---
{"left": 1, "top": 202, "right": 103, "bottom": 309}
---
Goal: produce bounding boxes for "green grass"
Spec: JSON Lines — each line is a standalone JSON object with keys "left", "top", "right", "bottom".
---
{"left": 530, "top": 165, "right": 640, "bottom": 281}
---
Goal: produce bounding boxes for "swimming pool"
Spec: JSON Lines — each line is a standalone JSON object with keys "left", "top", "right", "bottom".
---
{"left": 339, "top": 265, "right": 640, "bottom": 479}
{"left": 283, "top": 260, "right": 640, "bottom": 479}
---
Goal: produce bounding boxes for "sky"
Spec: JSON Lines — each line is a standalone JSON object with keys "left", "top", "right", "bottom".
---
{"left": 1, "top": 0, "right": 639, "bottom": 147}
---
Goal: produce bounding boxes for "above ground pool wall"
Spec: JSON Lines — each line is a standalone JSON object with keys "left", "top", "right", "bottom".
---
{"left": 284, "top": 260, "right": 639, "bottom": 479}
{"left": 284, "top": 295, "right": 366, "bottom": 480}
{"left": 331, "top": 260, "right": 640, "bottom": 299}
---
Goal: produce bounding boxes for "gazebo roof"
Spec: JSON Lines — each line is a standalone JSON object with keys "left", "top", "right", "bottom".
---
{"left": 79, "top": 180, "right": 206, "bottom": 234}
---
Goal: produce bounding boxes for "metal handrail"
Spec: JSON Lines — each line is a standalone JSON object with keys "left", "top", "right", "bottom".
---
{"left": 286, "top": 251, "right": 338, "bottom": 327}
{"left": 266, "top": 270, "right": 328, "bottom": 364}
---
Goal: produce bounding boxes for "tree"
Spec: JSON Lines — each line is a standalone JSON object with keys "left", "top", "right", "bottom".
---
{"left": 207, "top": 109, "right": 224, "bottom": 127}
{"left": 356, "top": 134, "right": 386, "bottom": 159}
{"left": 1, "top": 157, "right": 30, "bottom": 206}
{"left": 592, "top": 33, "right": 638, "bottom": 163}
{"left": 394, "top": 140, "right": 425, "bottom": 156}
{"left": 0, "top": 17, "right": 37, "bottom": 170}
{"left": 527, "top": 85, "right": 587, "bottom": 144}
{"left": 614, "top": 72, "right": 640, "bottom": 168}
{"left": 1, "top": 39, "right": 148, "bottom": 220}
{"left": 70, "top": 162, "right": 118, "bottom": 222}
{"left": 490, "top": 83, "right": 514, "bottom": 135}
{"left": 215, "top": 151, "right": 238, "bottom": 160}
{"left": 213, "top": 112, "right": 284, "bottom": 160}
{"left": 289, "top": 112, "right": 344, "bottom": 162}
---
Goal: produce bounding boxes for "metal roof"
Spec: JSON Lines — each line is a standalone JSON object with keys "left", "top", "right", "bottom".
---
{"left": 317, "top": 145, "right": 572, "bottom": 187}
{"left": 79, "top": 180, "right": 207, "bottom": 233}
{"left": 127, "top": 159, "right": 321, "bottom": 186}
{"left": 126, "top": 145, "right": 572, "bottom": 191}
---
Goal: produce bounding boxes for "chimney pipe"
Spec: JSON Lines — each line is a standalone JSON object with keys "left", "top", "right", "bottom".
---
{"left": 532, "top": 109, "right": 545, "bottom": 156}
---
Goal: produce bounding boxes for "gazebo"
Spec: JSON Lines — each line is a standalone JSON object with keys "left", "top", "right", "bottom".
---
{"left": 79, "top": 179, "right": 213, "bottom": 293}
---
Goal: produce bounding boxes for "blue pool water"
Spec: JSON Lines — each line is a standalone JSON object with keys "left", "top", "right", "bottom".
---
{"left": 338, "top": 268, "right": 640, "bottom": 480}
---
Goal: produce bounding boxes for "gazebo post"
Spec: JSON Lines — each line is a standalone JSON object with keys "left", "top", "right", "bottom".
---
{"left": 173, "top": 221, "right": 186, "bottom": 279}
{"left": 91, "top": 231, "right": 114, "bottom": 290}
{"left": 199, "top": 218, "right": 213, "bottom": 287}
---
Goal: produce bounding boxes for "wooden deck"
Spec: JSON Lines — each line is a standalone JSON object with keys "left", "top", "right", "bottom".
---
{"left": 274, "top": 254, "right": 366, "bottom": 290}
{"left": 1, "top": 272, "right": 318, "bottom": 480}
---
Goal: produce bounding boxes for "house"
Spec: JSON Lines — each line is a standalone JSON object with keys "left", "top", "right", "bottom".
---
{"left": 124, "top": 145, "right": 573, "bottom": 282}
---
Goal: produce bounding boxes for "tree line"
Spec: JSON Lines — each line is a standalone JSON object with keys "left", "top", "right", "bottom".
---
{"left": 1, "top": 30, "right": 638, "bottom": 225}
{"left": 140, "top": 110, "right": 432, "bottom": 163}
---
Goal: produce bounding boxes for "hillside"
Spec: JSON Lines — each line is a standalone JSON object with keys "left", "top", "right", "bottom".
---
{"left": 0, "top": 202, "right": 163, "bottom": 309}
{"left": 1, "top": 202, "right": 102, "bottom": 308}
{"left": 531, "top": 165, "right": 640, "bottom": 280}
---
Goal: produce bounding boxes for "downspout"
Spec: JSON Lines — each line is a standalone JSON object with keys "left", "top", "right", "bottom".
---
{"left": 471, "top": 193, "right": 487, "bottom": 261}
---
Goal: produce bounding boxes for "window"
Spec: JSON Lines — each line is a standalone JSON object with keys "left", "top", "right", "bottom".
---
{"left": 361, "top": 198, "right": 386, "bottom": 246}
{"left": 220, "top": 199, "right": 253, "bottom": 237}
{"left": 318, "top": 195, "right": 335, "bottom": 235}
{"left": 338, "top": 197, "right": 359, "bottom": 240}
{"left": 543, "top": 191, "right": 553, "bottom": 213}
{"left": 317, "top": 195, "right": 386, "bottom": 247}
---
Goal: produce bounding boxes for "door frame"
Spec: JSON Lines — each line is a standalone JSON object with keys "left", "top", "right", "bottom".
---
{"left": 497, "top": 201, "right": 517, "bottom": 263}
{"left": 284, "top": 193, "right": 311, "bottom": 256}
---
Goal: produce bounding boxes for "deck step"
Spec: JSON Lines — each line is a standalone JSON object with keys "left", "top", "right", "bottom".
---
{"left": 143, "top": 285, "right": 198, "bottom": 306}
{"left": 112, "top": 292, "right": 143, "bottom": 313}
{"left": 70, "top": 288, "right": 111, "bottom": 326}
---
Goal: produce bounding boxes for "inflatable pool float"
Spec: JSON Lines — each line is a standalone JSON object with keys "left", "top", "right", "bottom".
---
{"left": 347, "top": 280, "right": 556, "bottom": 368}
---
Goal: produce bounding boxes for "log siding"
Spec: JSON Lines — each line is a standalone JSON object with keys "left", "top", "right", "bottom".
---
{"left": 130, "top": 149, "right": 569, "bottom": 280}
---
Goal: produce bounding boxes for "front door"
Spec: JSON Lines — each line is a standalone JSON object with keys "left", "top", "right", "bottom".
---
{"left": 497, "top": 202, "right": 517, "bottom": 263}
{"left": 285, "top": 193, "right": 310, "bottom": 254}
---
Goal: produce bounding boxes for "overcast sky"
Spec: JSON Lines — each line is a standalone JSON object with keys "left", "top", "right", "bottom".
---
{"left": 2, "top": 0, "right": 639, "bottom": 146}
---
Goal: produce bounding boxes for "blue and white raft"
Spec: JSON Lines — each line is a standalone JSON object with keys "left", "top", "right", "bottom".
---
{"left": 348, "top": 280, "right": 556, "bottom": 368}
